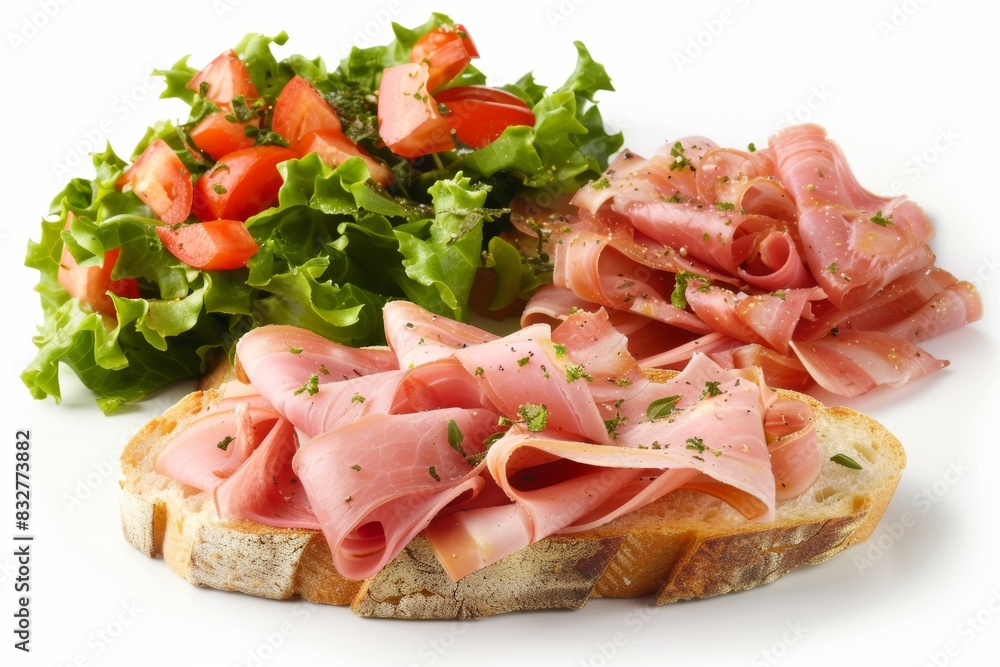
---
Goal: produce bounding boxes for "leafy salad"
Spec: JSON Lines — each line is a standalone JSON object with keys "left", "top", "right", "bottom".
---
{"left": 22, "top": 13, "right": 621, "bottom": 413}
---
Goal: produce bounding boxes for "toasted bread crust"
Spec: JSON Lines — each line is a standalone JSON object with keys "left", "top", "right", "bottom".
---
{"left": 119, "top": 374, "right": 905, "bottom": 619}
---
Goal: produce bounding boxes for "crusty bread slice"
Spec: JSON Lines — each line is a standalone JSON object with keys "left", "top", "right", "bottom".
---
{"left": 119, "top": 372, "right": 905, "bottom": 619}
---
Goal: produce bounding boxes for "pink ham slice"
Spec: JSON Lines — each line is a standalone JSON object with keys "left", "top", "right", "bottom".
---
{"left": 768, "top": 124, "right": 936, "bottom": 310}
{"left": 383, "top": 299, "right": 499, "bottom": 369}
{"left": 154, "top": 397, "right": 280, "bottom": 493}
{"left": 215, "top": 417, "right": 320, "bottom": 529}
{"left": 292, "top": 407, "right": 499, "bottom": 580}
{"left": 425, "top": 354, "right": 796, "bottom": 581}
{"left": 236, "top": 324, "right": 408, "bottom": 437}
{"left": 452, "top": 326, "right": 612, "bottom": 445}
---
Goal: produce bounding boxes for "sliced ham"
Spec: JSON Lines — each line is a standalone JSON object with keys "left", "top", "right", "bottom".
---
{"left": 768, "top": 124, "right": 936, "bottom": 310}
{"left": 292, "top": 407, "right": 498, "bottom": 580}
{"left": 215, "top": 417, "right": 320, "bottom": 529}
{"left": 154, "top": 398, "right": 280, "bottom": 492}
{"left": 424, "top": 354, "right": 802, "bottom": 581}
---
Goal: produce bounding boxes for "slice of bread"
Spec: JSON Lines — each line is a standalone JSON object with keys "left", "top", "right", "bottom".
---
{"left": 119, "top": 371, "right": 905, "bottom": 619}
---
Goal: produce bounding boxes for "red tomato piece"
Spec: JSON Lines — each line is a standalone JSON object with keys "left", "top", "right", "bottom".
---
{"left": 187, "top": 49, "right": 260, "bottom": 106}
{"left": 295, "top": 129, "right": 394, "bottom": 186}
{"left": 156, "top": 219, "right": 259, "bottom": 270}
{"left": 191, "top": 146, "right": 298, "bottom": 221}
{"left": 409, "top": 23, "right": 478, "bottom": 91}
{"left": 58, "top": 217, "right": 139, "bottom": 316}
{"left": 271, "top": 75, "right": 342, "bottom": 146}
{"left": 117, "top": 139, "right": 193, "bottom": 224}
{"left": 188, "top": 110, "right": 258, "bottom": 160}
{"left": 435, "top": 85, "right": 531, "bottom": 107}
{"left": 377, "top": 63, "right": 455, "bottom": 158}
{"left": 437, "top": 87, "right": 536, "bottom": 149}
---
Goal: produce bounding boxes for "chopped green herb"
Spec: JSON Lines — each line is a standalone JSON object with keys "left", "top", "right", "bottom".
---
{"left": 666, "top": 192, "right": 684, "bottom": 203}
{"left": 517, "top": 356, "right": 531, "bottom": 367}
{"left": 591, "top": 176, "right": 611, "bottom": 190}
{"left": 216, "top": 435, "right": 234, "bottom": 451}
{"left": 830, "top": 453, "right": 862, "bottom": 470}
{"left": 646, "top": 395, "right": 681, "bottom": 420}
{"left": 715, "top": 201, "right": 735, "bottom": 212}
{"left": 870, "top": 211, "right": 893, "bottom": 227}
{"left": 293, "top": 374, "right": 320, "bottom": 396}
{"left": 428, "top": 465, "right": 441, "bottom": 481}
{"left": 285, "top": 343, "right": 303, "bottom": 354}
{"left": 770, "top": 289, "right": 787, "bottom": 301}
{"left": 351, "top": 464, "right": 361, "bottom": 472}
{"left": 351, "top": 392, "right": 365, "bottom": 403}
{"left": 748, "top": 142, "right": 757, "bottom": 152}
{"left": 447, "top": 419, "right": 467, "bottom": 457}
{"left": 552, "top": 343, "right": 568, "bottom": 358}
{"left": 669, "top": 141, "right": 694, "bottom": 172}
{"left": 685, "top": 437, "right": 707, "bottom": 453}
{"left": 827, "top": 262, "right": 838, "bottom": 274}
{"left": 699, "top": 381, "right": 722, "bottom": 400}
{"left": 475, "top": 366, "right": 485, "bottom": 377}
{"left": 319, "top": 364, "right": 330, "bottom": 375}
{"left": 565, "top": 364, "right": 593, "bottom": 383}
{"left": 212, "top": 184, "right": 228, "bottom": 195}
{"left": 518, "top": 403, "right": 549, "bottom": 432}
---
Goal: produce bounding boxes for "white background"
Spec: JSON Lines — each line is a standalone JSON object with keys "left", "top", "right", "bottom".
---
{"left": 3, "top": 0, "right": 999, "bottom": 665}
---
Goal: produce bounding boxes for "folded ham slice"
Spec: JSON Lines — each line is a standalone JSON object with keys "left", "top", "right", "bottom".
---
{"left": 526, "top": 123, "right": 982, "bottom": 396}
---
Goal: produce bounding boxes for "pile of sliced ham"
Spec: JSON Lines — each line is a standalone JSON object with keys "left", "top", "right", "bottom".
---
{"left": 520, "top": 123, "right": 982, "bottom": 396}
{"left": 153, "top": 123, "right": 980, "bottom": 584}
{"left": 155, "top": 300, "right": 820, "bottom": 582}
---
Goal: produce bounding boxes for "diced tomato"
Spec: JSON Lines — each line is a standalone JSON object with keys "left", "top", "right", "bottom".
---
{"left": 409, "top": 23, "right": 478, "bottom": 92}
{"left": 295, "top": 129, "right": 394, "bottom": 186}
{"left": 377, "top": 63, "right": 455, "bottom": 158}
{"left": 117, "top": 139, "right": 193, "bottom": 224}
{"left": 191, "top": 146, "right": 298, "bottom": 221}
{"left": 187, "top": 49, "right": 260, "bottom": 106}
{"left": 271, "top": 75, "right": 342, "bottom": 146}
{"left": 58, "top": 217, "right": 139, "bottom": 316}
{"left": 156, "top": 219, "right": 259, "bottom": 270}
{"left": 436, "top": 86, "right": 536, "bottom": 149}
{"left": 188, "top": 111, "right": 258, "bottom": 160}
{"left": 435, "top": 85, "right": 531, "bottom": 107}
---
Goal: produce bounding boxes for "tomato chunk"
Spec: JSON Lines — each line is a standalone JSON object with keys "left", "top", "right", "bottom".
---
{"left": 58, "top": 217, "right": 139, "bottom": 316}
{"left": 377, "top": 63, "right": 454, "bottom": 158}
{"left": 188, "top": 111, "right": 257, "bottom": 160}
{"left": 191, "top": 146, "right": 298, "bottom": 221}
{"left": 156, "top": 219, "right": 259, "bottom": 270}
{"left": 117, "top": 139, "right": 193, "bottom": 224}
{"left": 295, "top": 129, "right": 394, "bottom": 186}
{"left": 437, "top": 87, "right": 536, "bottom": 149}
{"left": 409, "top": 23, "right": 478, "bottom": 91}
{"left": 188, "top": 49, "right": 259, "bottom": 106}
{"left": 271, "top": 75, "right": 342, "bottom": 146}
